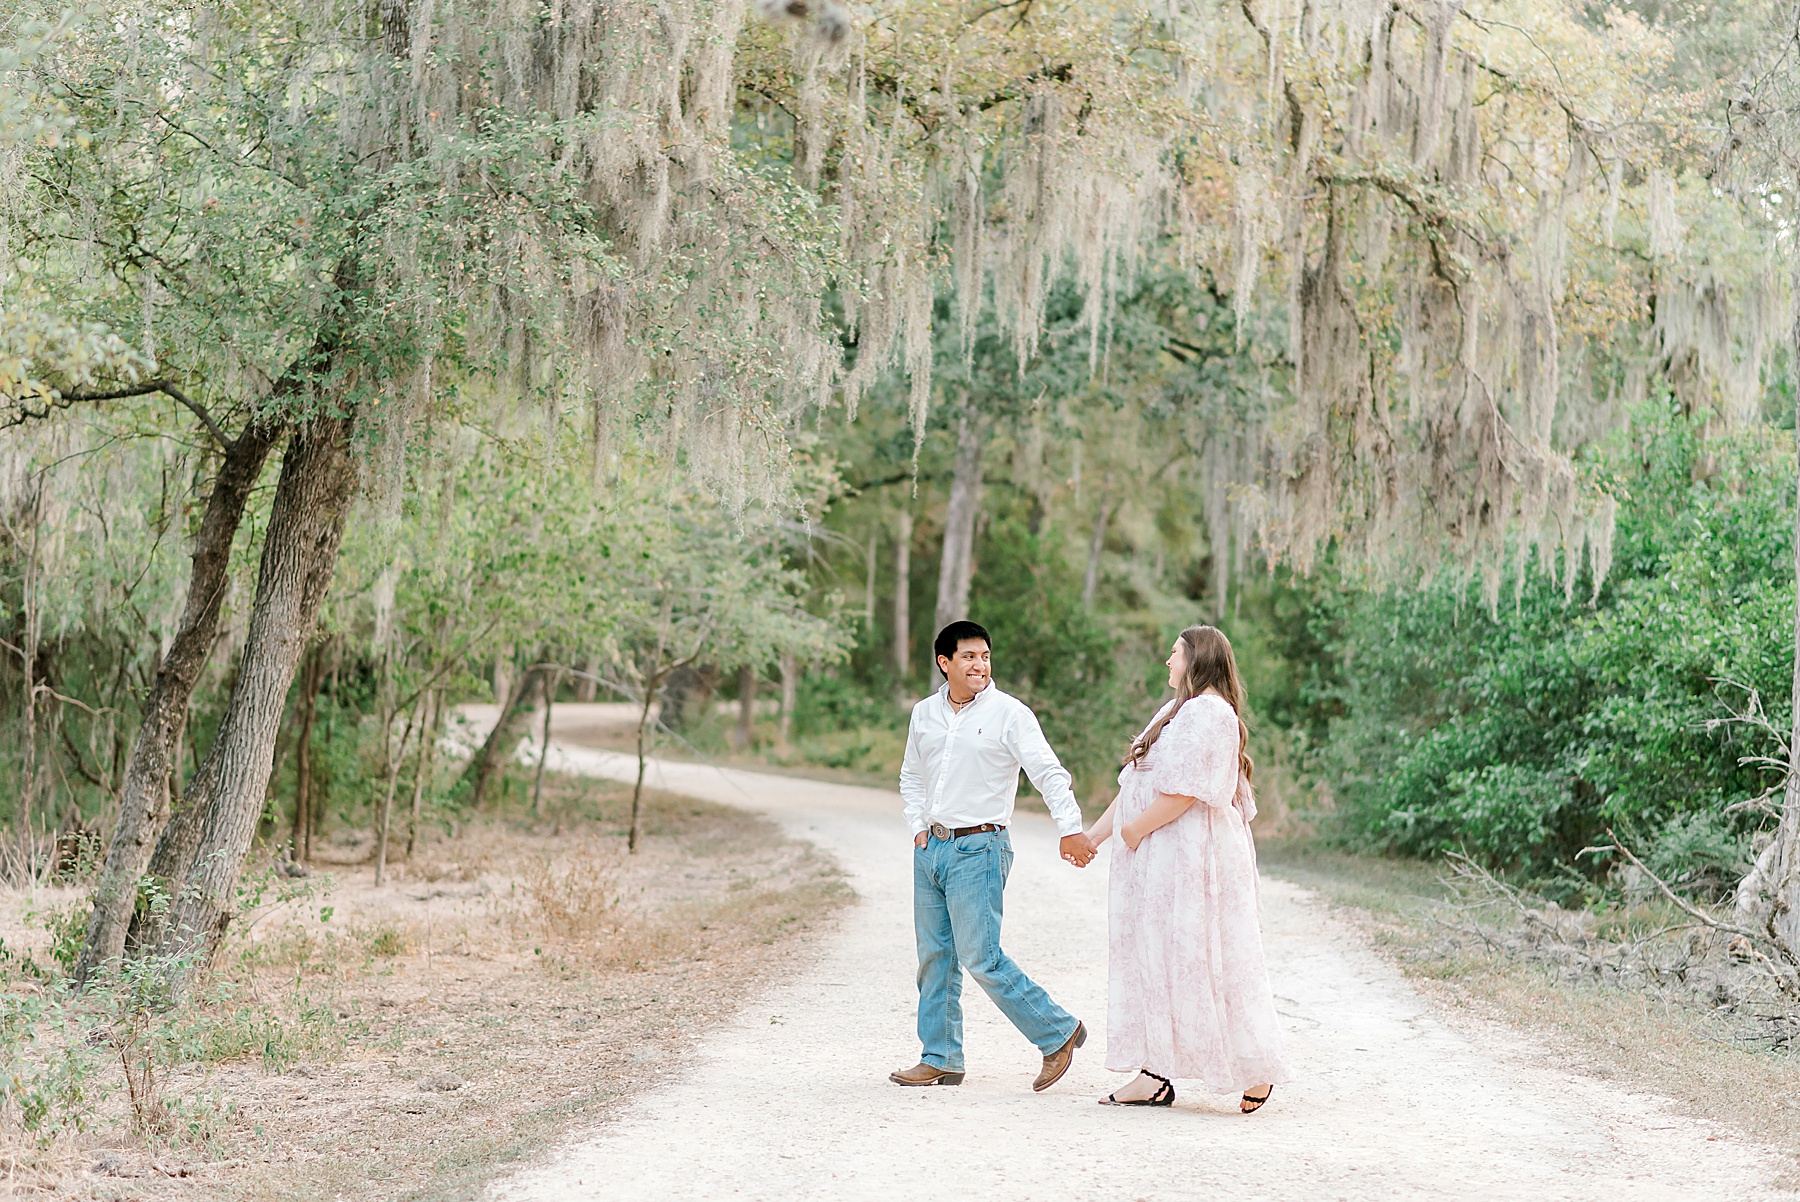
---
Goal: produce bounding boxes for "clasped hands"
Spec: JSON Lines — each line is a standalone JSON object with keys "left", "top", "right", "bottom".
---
{"left": 1060, "top": 833, "right": 1098, "bottom": 867}
{"left": 1064, "top": 821, "right": 1146, "bottom": 864}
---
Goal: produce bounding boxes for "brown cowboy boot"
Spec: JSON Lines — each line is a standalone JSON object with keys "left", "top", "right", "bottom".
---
{"left": 1032, "top": 1021, "right": 1086, "bottom": 1092}
{"left": 889, "top": 1062, "right": 965, "bottom": 1087}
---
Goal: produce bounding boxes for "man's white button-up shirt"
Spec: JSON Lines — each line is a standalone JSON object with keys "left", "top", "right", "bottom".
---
{"left": 899, "top": 681, "right": 1084, "bottom": 838}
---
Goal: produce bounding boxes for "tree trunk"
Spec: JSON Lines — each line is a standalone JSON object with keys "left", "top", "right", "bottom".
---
{"left": 574, "top": 655, "right": 598, "bottom": 702}
{"left": 1764, "top": 247, "right": 1800, "bottom": 958}
{"left": 893, "top": 508, "right": 912, "bottom": 680}
{"left": 532, "top": 669, "right": 556, "bottom": 817}
{"left": 863, "top": 527, "right": 877, "bottom": 632}
{"left": 934, "top": 400, "right": 988, "bottom": 639}
{"left": 1741, "top": 247, "right": 1800, "bottom": 956}
{"left": 290, "top": 640, "right": 325, "bottom": 862}
{"left": 1082, "top": 495, "right": 1113, "bottom": 610}
{"left": 778, "top": 653, "right": 797, "bottom": 749}
{"left": 406, "top": 690, "right": 437, "bottom": 860}
{"left": 147, "top": 414, "right": 359, "bottom": 979}
{"left": 492, "top": 648, "right": 513, "bottom": 706}
{"left": 461, "top": 661, "right": 541, "bottom": 810}
{"left": 374, "top": 707, "right": 415, "bottom": 886}
{"left": 628, "top": 676, "right": 660, "bottom": 852}
{"left": 734, "top": 665, "right": 757, "bottom": 751}
{"left": 19, "top": 487, "right": 40, "bottom": 838}
{"left": 74, "top": 424, "right": 280, "bottom": 986}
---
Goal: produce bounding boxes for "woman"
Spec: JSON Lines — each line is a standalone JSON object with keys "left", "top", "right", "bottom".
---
{"left": 1084, "top": 625, "right": 1292, "bottom": 1111}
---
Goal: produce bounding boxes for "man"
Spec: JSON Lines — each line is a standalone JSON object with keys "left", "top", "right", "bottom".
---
{"left": 890, "top": 620, "right": 1097, "bottom": 1092}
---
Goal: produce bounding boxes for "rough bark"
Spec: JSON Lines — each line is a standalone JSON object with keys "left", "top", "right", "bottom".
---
{"left": 74, "top": 424, "right": 280, "bottom": 986}
{"left": 934, "top": 401, "right": 988, "bottom": 638}
{"left": 893, "top": 508, "right": 912, "bottom": 680}
{"left": 461, "top": 662, "right": 542, "bottom": 809}
{"left": 148, "top": 414, "right": 359, "bottom": 978}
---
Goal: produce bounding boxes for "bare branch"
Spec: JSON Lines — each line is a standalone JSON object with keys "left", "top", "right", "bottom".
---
{"left": 1601, "top": 828, "right": 1797, "bottom": 970}
{"left": 153, "top": 382, "right": 235, "bottom": 451}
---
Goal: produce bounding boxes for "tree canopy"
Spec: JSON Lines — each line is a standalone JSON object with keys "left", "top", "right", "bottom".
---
{"left": 0, "top": 0, "right": 1796, "bottom": 998}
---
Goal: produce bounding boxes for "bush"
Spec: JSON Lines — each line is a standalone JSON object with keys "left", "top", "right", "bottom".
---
{"left": 24, "top": 900, "right": 89, "bottom": 976}
{"left": 1292, "top": 403, "right": 1787, "bottom": 891}
{"left": 0, "top": 988, "right": 105, "bottom": 1144}
{"left": 794, "top": 672, "right": 900, "bottom": 737}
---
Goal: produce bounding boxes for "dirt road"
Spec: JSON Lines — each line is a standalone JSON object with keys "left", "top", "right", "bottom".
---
{"left": 490, "top": 733, "right": 1787, "bottom": 1201}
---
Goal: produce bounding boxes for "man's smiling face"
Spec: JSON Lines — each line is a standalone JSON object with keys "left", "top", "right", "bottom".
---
{"left": 939, "top": 638, "right": 991, "bottom": 699}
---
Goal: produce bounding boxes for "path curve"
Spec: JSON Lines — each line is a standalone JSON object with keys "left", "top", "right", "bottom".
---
{"left": 491, "top": 740, "right": 1786, "bottom": 1202}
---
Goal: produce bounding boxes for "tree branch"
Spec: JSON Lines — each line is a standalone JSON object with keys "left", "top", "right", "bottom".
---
{"left": 1598, "top": 827, "right": 1796, "bottom": 967}
{"left": 4, "top": 378, "right": 237, "bottom": 449}
{"left": 153, "top": 382, "right": 235, "bottom": 451}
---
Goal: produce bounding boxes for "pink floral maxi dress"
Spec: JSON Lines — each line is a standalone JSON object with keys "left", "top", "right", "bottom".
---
{"left": 1105, "top": 694, "right": 1294, "bottom": 1091}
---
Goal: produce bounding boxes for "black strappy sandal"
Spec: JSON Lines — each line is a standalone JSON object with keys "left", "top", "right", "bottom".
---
{"left": 1099, "top": 1070, "right": 1174, "bottom": 1107}
{"left": 1240, "top": 1085, "right": 1273, "bottom": 1113}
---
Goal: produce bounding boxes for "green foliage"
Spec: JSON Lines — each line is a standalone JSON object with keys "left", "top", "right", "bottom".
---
{"left": 793, "top": 673, "right": 900, "bottom": 738}
{"left": 1293, "top": 404, "right": 1789, "bottom": 894}
{"left": 794, "top": 269, "right": 1271, "bottom": 803}
{"left": 22, "top": 899, "right": 87, "bottom": 976}
{"left": 0, "top": 986, "right": 104, "bottom": 1144}
{"left": 968, "top": 511, "right": 1156, "bottom": 800}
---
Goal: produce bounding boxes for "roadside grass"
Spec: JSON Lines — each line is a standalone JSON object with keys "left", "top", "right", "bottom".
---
{"left": 0, "top": 767, "right": 851, "bottom": 1200}
{"left": 1258, "top": 837, "right": 1800, "bottom": 1170}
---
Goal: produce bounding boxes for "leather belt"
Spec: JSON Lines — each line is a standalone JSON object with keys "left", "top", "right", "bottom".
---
{"left": 928, "top": 822, "right": 1004, "bottom": 841}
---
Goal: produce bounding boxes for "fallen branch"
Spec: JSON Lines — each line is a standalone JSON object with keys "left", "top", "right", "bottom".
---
{"left": 1597, "top": 827, "right": 1800, "bottom": 998}
{"left": 1596, "top": 829, "right": 1783, "bottom": 953}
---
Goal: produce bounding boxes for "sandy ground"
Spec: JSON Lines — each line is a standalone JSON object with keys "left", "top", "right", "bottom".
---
{"left": 484, "top": 728, "right": 1793, "bottom": 1202}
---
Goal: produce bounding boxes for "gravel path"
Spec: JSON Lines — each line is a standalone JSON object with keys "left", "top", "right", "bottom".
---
{"left": 491, "top": 742, "right": 1788, "bottom": 1202}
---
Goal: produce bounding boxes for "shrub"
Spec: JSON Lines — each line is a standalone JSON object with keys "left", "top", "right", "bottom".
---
{"left": 1291, "top": 404, "right": 1789, "bottom": 891}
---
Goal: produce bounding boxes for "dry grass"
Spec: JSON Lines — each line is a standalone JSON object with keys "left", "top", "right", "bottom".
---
{"left": 0, "top": 770, "right": 850, "bottom": 1200}
{"left": 1259, "top": 839, "right": 1800, "bottom": 1169}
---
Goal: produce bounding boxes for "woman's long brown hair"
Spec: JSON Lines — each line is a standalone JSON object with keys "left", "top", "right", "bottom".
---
{"left": 1125, "top": 625, "right": 1254, "bottom": 784}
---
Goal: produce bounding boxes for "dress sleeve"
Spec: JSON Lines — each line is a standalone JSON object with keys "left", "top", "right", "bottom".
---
{"left": 1149, "top": 699, "right": 1240, "bottom": 810}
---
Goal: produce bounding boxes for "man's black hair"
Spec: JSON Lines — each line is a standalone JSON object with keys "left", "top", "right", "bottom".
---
{"left": 934, "top": 620, "right": 991, "bottom": 677}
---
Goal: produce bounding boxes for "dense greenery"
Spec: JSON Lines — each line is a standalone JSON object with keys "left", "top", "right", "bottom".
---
{"left": 1289, "top": 406, "right": 1792, "bottom": 897}
{"left": 785, "top": 396, "right": 1795, "bottom": 905}
{"left": 773, "top": 269, "right": 1266, "bottom": 797}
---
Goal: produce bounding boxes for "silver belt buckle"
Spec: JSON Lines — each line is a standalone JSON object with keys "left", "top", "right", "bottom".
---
{"left": 929, "top": 821, "right": 952, "bottom": 842}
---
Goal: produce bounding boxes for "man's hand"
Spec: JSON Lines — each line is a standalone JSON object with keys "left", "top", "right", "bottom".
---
{"left": 914, "top": 830, "right": 929, "bottom": 849}
{"left": 1060, "top": 833, "right": 1097, "bottom": 868}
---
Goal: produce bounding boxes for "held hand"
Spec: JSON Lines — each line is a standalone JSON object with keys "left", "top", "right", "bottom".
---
{"left": 1060, "top": 833, "right": 1097, "bottom": 868}
{"left": 914, "top": 830, "right": 929, "bottom": 849}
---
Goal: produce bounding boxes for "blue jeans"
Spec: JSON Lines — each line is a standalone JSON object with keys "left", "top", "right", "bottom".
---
{"left": 914, "top": 828, "right": 1079, "bottom": 1071}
